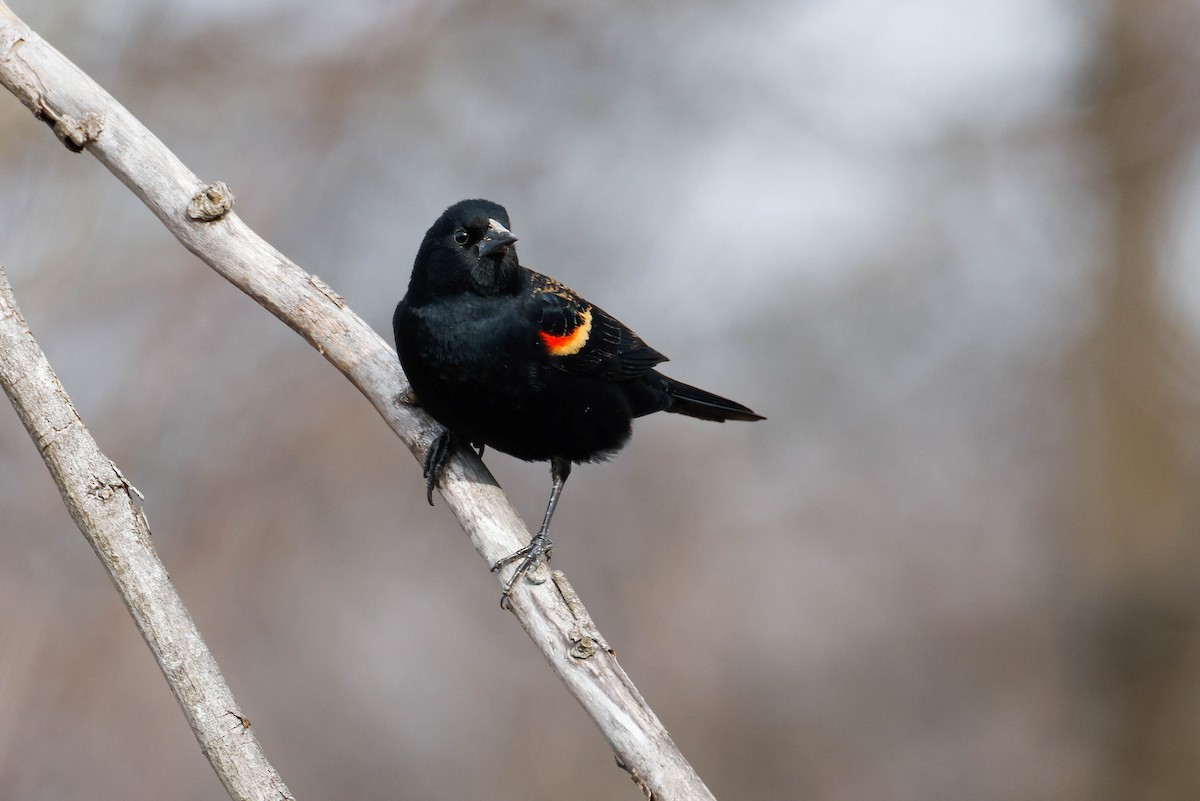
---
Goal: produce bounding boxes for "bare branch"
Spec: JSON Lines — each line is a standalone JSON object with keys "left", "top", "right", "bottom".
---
{"left": 0, "top": 4, "right": 715, "bottom": 799}
{"left": 0, "top": 266, "right": 295, "bottom": 801}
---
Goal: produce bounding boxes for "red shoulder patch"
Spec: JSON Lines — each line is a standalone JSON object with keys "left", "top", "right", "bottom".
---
{"left": 539, "top": 308, "right": 592, "bottom": 356}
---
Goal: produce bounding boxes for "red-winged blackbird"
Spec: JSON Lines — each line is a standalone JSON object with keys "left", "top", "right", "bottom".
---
{"left": 394, "top": 199, "right": 764, "bottom": 601}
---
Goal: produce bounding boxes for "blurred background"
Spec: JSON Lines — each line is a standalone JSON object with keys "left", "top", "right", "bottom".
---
{"left": 2, "top": 0, "right": 1199, "bottom": 798}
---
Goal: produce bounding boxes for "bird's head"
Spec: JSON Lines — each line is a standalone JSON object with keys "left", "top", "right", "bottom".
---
{"left": 410, "top": 199, "right": 519, "bottom": 299}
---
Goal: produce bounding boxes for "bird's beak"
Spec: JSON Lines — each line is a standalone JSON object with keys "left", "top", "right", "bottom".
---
{"left": 477, "top": 218, "right": 517, "bottom": 258}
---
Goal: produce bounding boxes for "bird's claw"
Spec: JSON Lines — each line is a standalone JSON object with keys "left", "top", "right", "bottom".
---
{"left": 492, "top": 531, "right": 554, "bottom": 607}
{"left": 422, "top": 430, "right": 453, "bottom": 506}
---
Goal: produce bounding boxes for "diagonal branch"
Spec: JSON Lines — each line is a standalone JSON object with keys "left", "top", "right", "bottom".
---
{"left": 0, "top": 265, "right": 294, "bottom": 801}
{"left": 0, "top": 4, "right": 715, "bottom": 799}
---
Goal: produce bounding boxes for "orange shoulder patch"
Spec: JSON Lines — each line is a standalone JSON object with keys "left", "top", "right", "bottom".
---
{"left": 539, "top": 308, "right": 592, "bottom": 356}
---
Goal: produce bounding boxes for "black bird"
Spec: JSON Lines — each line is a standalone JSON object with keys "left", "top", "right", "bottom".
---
{"left": 394, "top": 199, "right": 764, "bottom": 601}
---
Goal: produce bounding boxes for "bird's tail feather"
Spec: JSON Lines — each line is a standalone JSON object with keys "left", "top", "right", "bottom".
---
{"left": 662, "top": 376, "right": 765, "bottom": 423}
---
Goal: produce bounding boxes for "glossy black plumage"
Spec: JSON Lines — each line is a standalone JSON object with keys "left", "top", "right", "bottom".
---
{"left": 394, "top": 199, "right": 763, "bottom": 601}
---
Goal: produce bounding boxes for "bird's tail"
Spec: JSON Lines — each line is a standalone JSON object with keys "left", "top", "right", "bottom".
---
{"left": 661, "top": 375, "right": 765, "bottom": 423}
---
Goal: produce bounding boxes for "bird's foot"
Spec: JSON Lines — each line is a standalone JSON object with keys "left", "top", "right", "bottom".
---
{"left": 422, "top": 430, "right": 453, "bottom": 506}
{"left": 492, "top": 530, "right": 554, "bottom": 607}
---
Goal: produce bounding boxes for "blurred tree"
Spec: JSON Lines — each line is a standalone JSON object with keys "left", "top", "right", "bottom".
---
{"left": 1080, "top": 0, "right": 1200, "bottom": 797}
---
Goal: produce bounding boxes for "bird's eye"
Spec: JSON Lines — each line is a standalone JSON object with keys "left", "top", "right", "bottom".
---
{"left": 453, "top": 230, "right": 469, "bottom": 245}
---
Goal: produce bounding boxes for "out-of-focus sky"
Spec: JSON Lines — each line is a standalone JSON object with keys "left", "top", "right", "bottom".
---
{"left": 3, "top": 1, "right": 1199, "bottom": 799}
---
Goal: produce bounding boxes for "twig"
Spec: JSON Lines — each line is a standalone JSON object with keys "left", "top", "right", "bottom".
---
{"left": 0, "top": 266, "right": 294, "bottom": 801}
{"left": 0, "top": 4, "right": 716, "bottom": 800}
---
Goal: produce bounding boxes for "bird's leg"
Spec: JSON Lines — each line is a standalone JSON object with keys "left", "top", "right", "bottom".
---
{"left": 493, "top": 457, "right": 572, "bottom": 604}
{"left": 422, "top": 430, "right": 454, "bottom": 506}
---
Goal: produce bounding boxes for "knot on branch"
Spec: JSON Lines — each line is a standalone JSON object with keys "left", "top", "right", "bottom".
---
{"left": 188, "top": 181, "right": 235, "bottom": 221}
{"left": 553, "top": 571, "right": 612, "bottom": 659}
{"left": 34, "top": 105, "right": 103, "bottom": 152}
{"left": 225, "top": 709, "right": 252, "bottom": 730}
{"left": 2, "top": 26, "right": 101, "bottom": 151}
{"left": 86, "top": 474, "right": 122, "bottom": 502}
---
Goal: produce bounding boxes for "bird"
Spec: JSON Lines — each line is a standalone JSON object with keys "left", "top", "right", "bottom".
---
{"left": 393, "top": 199, "right": 764, "bottom": 603}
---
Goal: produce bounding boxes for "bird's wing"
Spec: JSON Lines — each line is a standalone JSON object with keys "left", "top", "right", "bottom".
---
{"left": 525, "top": 270, "right": 667, "bottom": 380}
